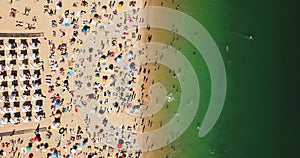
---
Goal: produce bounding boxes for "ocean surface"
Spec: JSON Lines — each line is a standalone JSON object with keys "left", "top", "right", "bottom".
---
{"left": 155, "top": 0, "right": 300, "bottom": 157}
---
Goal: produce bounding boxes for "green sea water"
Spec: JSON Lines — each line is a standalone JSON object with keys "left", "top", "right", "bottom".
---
{"left": 149, "top": 0, "right": 300, "bottom": 157}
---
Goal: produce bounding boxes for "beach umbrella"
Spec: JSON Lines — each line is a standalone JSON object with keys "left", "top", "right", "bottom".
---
{"left": 26, "top": 146, "right": 31, "bottom": 151}
{"left": 66, "top": 155, "right": 72, "bottom": 158}
{"left": 127, "top": 50, "right": 133, "bottom": 58}
{"left": 56, "top": 0, "right": 62, "bottom": 9}
{"left": 106, "top": 140, "right": 112, "bottom": 144}
{"left": 82, "top": 141, "right": 87, "bottom": 147}
{"left": 95, "top": 72, "right": 100, "bottom": 78}
{"left": 44, "top": 143, "right": 49, "bottom": 148}
{"left": 88, "top": 93, "right": 94, "bottom": 99}
{"left": 81, "top": 25, "right": 90, "bottom": 34}
{"left": 129, "top": 62, "right": 135, "bottom": 70}
{"left": 117, "top": 144, "right": 122, "bottom": 149}
{"left": 87, "top": 82, "right": 91, "bottom": 87}
{"left": 94, "top": 14, "right": 100, "bottom": 19}
{"left": 59, "top": 127, "right": 65, "bottom": 134}
{"left": 118, "top": 1, "right": 124, "bottom": 8}
{"left": 64, "top": 10, "right": 69, "bottom": 16}
{"left": 114, "top": 55, "right": 122, "bottom": 62}
{"left": 100, "top": 55, "right": 106, "bottom": 65}
{"left": 102, "top": 5, "right": 107, "bottom": 12}
{"left": 56, "top": 109, "right": 62, "bottom": 115}
{"left": 53, "top": 150, "right": 58, "bottom": 158}
{"left": 118, "top": 139, "right": 124, "bottom": 144}
{"left": 68, "top": 68, "right": 73, "bottom": 76}
{"left": 113, "top": 102, "right": 119, "bottom": 108}
{"left": 109, "top": 64, "right": 114, "bottom": 70}
{"left": 90, "top": 108, "right": 96, "bottom": 114}
{"left": 99, "top": 109, "right": 104, "bottom": 114}
{"left": 99, "top": 128, "right": 104, "bottom": 133}
{"left": 122, "top": 63, "right": 127, "bottom": 70}
{"left": 102, "top": 76, "right": 108, "bottom": 82}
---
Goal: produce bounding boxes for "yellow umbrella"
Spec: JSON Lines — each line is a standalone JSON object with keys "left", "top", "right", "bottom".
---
{"left": 118, "top": 1, "right": 124, "bottom": 8}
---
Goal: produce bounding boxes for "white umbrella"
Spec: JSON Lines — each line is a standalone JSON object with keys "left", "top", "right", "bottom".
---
{"left": 32, "top": 94, "right": 39, "bottom": 101}
{"left": 32, "top": 83, "right": 38, "bottom": 90}
{"left": 0, "top": 107, "right": 6, "bottom": 114}
{"left": 30, "top": 63, "right": 37, "bottom": 69}
{"left": 17, "top": 54, "right": 24, "bottom": 60}
{"left": 12, "top": 117, "right": 20, "bottom": 124}
{"left": 34, "top": 115, "right": 40, "bottom": 122}
{"left": 33, "top": 105, "right": 40, "bottom": 112}
{"left": 17, "top": 43, "right": 24, "bottom": 50}
{"left": 22, "top": 116, "right": 29, "bottom": 123}
{"left": 0, "top": 96, "right": 5, "bottom": 102}
{"left": 21, "top": 106, "right": 29, "bottom": 112}
{"left": 8, "top": 85, "right": 14, "bottom": 92}
{"left": 7, "top": 75, "right": 14, "bottom": 81}
{"left": 20, "top": 84, "right": 27, "bottom": 91}
{"left": 29, "top": 43, "right": 35, "bottom": 49}
{"left": 9, "top": 96, "right": 16, "bottom": 102}
{"left": 5, "top": 64, "right": 13, "bottom": 70}
{"left": 18, "top": 63, "right": 26, "bottom": 70}
{"left": 31, "top": 74, "right": 38, "bottom": 80}
{"left": 0, "top": 86, "right": 4, "bottom": 92}
{"left": 19, "top": 74, "right": 26, "bottom": 81}
{"left": 10, "top": 106, "right": 16, "bottom": 113}
{"left": 0, "top": 118, "right": 8, "bottom": 125}
{"left": 4, "top": 43, "right": 11, "bottom": 50}
{"left": 6, "top": 54, "right": 12, "bottom": 60}
{"left": 20, "top": 95, "right": 28, "bottom": 102}
{"left": 30, "top": 53, "right": 36, "bottom": 60}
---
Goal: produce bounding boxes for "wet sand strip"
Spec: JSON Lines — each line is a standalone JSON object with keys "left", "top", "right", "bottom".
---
{"left": 0, "top": 127, "right": 47, "bottom": 137}
{"left": 0, "top": 32, "right": 44, "bottom": 37}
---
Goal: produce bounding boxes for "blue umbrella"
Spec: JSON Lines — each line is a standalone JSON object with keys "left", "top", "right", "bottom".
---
{"left": 53, "top": 150, "right": 58, "bottom": 158}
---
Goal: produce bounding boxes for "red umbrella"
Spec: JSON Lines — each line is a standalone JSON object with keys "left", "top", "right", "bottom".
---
{"left": 117, "top": 144, "right": 122, "bottom": 149}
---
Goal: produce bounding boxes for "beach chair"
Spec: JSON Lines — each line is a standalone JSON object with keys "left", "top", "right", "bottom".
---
{"left": 45, "top": 75, "right": 52, "bottom": 84}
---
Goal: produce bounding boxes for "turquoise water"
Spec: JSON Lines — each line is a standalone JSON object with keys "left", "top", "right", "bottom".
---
{"left": 152, "top": 0, "right": 300, "bottom": 157}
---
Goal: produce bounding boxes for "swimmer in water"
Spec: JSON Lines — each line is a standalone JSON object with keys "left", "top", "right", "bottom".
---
{"left": 245, "top": 34, "right": 254, "bottom": 40}
{"left": 226, "top": 44, "right": 230, "bottom": 52}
